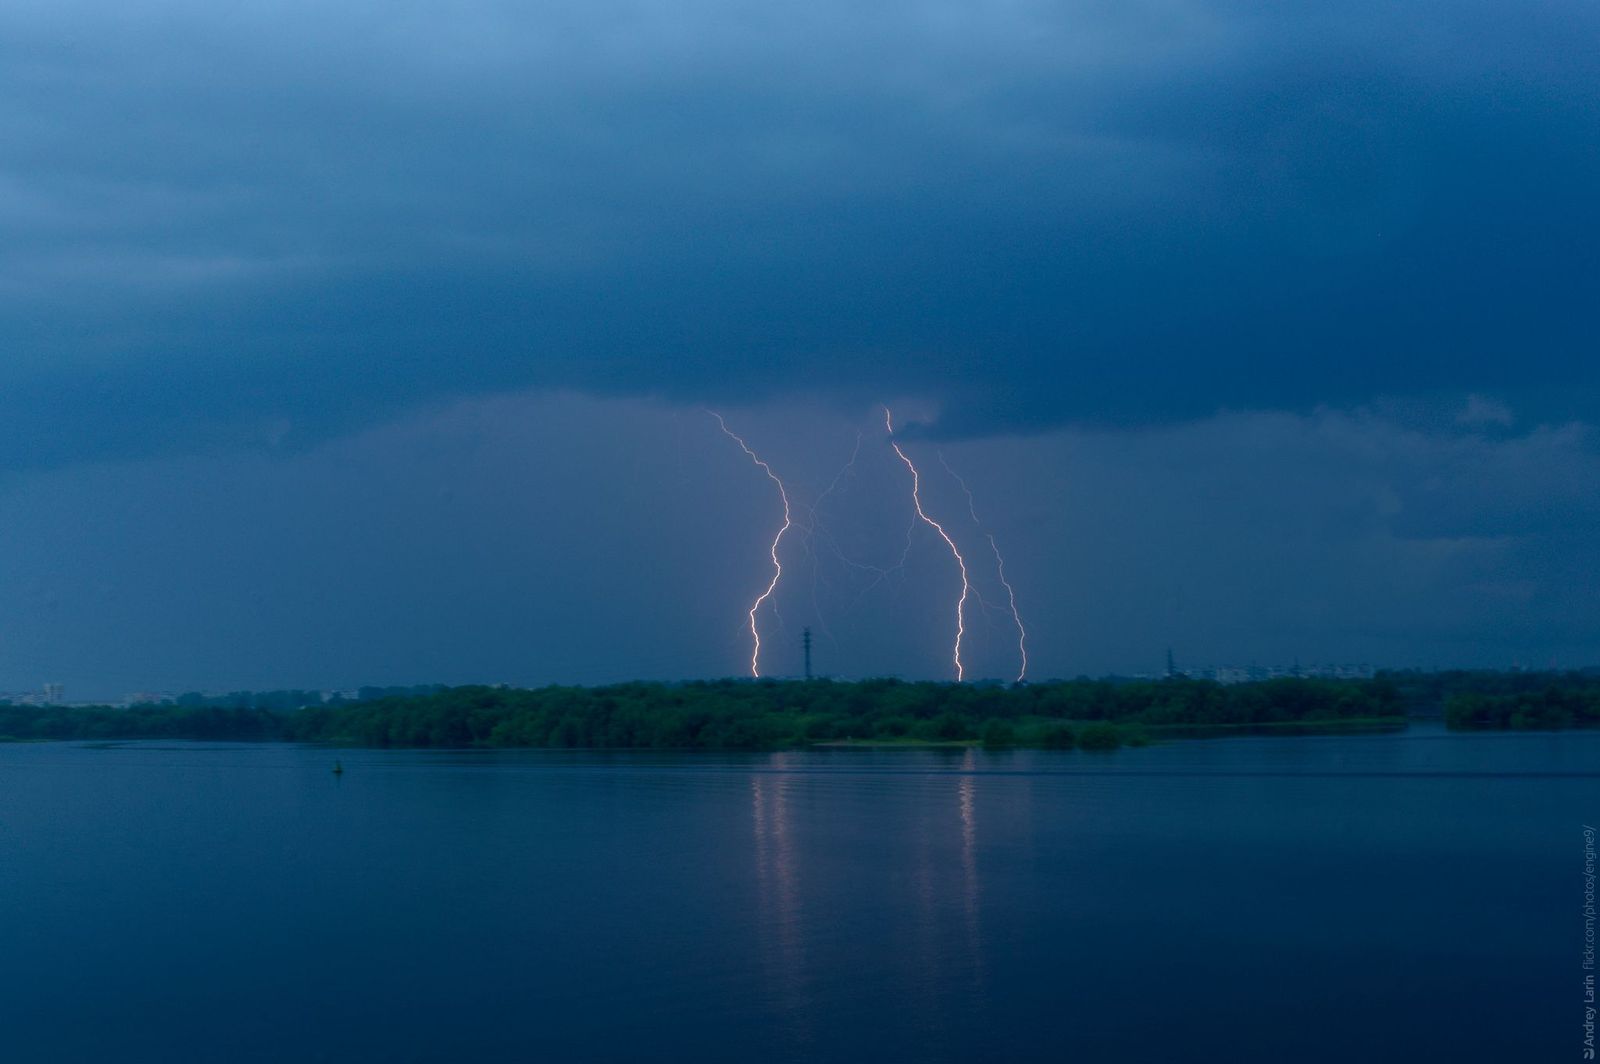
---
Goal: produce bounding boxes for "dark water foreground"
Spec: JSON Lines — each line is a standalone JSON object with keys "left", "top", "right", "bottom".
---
{"left": 0, "top": 727, "right": 1588, "bottom": 1062}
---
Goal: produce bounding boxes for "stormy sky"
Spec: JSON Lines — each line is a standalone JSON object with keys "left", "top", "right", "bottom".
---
{"left": 2, "top": 1, "right": 1596, "bottom": 697}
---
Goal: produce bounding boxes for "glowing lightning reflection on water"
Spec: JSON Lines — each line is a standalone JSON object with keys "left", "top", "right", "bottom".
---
{"left": 709, "top": 410, "right": 793, "bottom": 678}
{"left": 884, "top": 406, "right": 971, "bottom": 681}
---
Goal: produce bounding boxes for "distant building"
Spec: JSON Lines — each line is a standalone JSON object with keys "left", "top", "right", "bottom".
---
{"left": 122, "top": 692, "right": 175, "bottom": 706}
{"left": 1194, "top": 663, "right": 1376, "bottom": 685}
{"left": 41, "top": 683, "right": 64, "bottom": 704}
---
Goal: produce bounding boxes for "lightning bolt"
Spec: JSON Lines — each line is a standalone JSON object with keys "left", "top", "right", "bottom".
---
{"left": 987, "top": 534, "right": 1028, "bottom": 683}
{"left": 939, "top": 453, "right": 1029, "bottom": 683}
{"left": 884, "top": 406, "right": 971, "bottom": 681}
{"left": 709, "top": 410, "right": 793, "bottom": 678}
{"left": 815, "top": 430, "right": 863, "bottom": 508}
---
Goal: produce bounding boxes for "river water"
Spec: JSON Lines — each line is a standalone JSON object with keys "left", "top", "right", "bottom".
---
{"left": 0, "top": 726, "right": 1588, "bottom": 1061}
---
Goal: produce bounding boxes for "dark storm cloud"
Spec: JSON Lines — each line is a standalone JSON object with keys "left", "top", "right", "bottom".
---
{"left": 2, "top": 0, "right": 1596, "bottom": 469}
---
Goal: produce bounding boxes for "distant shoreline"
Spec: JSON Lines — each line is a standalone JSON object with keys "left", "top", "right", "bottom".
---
{"left": 3, "top": 671, "right": 1594, "bottom": 751}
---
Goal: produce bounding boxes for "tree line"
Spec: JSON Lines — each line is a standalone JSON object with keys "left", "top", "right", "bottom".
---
{"left": 0, "top": 673, "right": 1416, "bottom": 750}
{"left": 5, "top": 671, "right": 1593, "bottom": 749}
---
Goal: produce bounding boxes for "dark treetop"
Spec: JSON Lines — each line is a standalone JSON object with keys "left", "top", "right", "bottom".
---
{"left": 6, "top": 670, "right": 1593, "bottom": 750}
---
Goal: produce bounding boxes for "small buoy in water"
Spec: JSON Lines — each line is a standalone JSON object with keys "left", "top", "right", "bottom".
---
{"left": 332, "top": 760, "right": 344, "bottom": 775}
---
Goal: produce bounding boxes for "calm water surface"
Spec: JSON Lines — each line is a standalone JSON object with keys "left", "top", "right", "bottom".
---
{"left": 0, "top": 726, "right": 1589, "bottom": 1062}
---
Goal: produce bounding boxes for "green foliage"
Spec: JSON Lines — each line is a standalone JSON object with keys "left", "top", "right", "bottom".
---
{"left": 980, "top": 720, "right": 1017, "bottom": 748}
{"left": 1027, "top": 722, "right": 1078, "bottom": 750}
{"left": 1077, "top": 722, "right": 1123, "bottom": 751}
{"left": 1441, "top": 680, "right": 1600, "bottom": 731}
{"left": 0, "top": 704, "right": 283, "bottom": 743}
{"left": 918, "top": 711, "right": 975, "bottom": 742}
{"left": 20, "top": 670, "right": 1594, "bottom": 749}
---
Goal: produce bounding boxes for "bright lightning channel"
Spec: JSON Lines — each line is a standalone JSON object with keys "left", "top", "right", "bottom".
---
{"left": 987, "top": 535, "right": 1028, "bottom": 683}
{"left": 708, "top": 411, "right": 793, "bottom": 678}
{"left": 938, "top": 453, "right": 1029, "bottom": 683}
{"left": 884, "top": 406, "right": 972, "bottom": 682}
